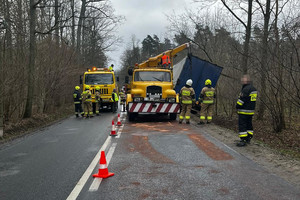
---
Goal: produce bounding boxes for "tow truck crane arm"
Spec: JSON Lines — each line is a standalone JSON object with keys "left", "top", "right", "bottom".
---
{"left": 138, "top": 42, "right": 190, "bottom": 69}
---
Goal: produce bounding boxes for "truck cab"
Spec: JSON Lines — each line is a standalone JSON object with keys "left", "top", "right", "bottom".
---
{"left": 125, "top": 43, "right": 190, "bottom": 121}
{"left": 81, "top": 67, "right": 118, "bottom": 112}
{"left": 127, "top": 69, "right": 178, "bottom": 103}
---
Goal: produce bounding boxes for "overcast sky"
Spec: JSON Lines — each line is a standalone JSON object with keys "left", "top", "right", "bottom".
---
{"left": 109, "top": 0, "right": 194, "bottom": 70}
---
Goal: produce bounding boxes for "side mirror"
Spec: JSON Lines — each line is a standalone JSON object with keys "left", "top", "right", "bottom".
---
{"left": 80, "top": 75, "right": 83, "bottom": 84}
{"left": 116, "top": 76, "right": 119, "bottom": 82}
{"left": 128, "top": 68, "right": 133, "bottom": 76}
{"left": 125, "top": 76, "right": 129, "bottom": 84}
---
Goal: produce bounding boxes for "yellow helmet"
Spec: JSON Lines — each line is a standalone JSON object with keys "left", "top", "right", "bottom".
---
{"left": 75, "top": 86, "right": 80, "bottom": 90}
{"left": 95, "top": 86, "right": 100, "bottom": 90}
{"left": 205, "top": 79, "right": 212, "bottom": 86}
{"left": 85, "top": 85, "right": 90, "bottom": 90}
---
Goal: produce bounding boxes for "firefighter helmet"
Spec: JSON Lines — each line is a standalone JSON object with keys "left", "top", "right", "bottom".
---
{"left": 85, "top": 85, "right": 90, "bottom": 90}
{"left": 95, "top": 86, "right": 100, "bottom": 90}
{"left": 205, "top": 79, "right": 212, "bottom": 85}
{"left": 186, "top": 79, "right": 193, "bottom": 86}
{"left": 75, "top": 86, "right": 80, "bottom": 90}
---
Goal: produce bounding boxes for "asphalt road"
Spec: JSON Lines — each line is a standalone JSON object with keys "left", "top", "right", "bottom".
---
{"left": 1, "top": 112, "right": 300, "bottom": 200}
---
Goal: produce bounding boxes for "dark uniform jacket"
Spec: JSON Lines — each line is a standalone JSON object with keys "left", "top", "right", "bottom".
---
{"left": 236, "top": 83, "right": 257, "bottom": 115}
{"left": 73, "top": 90, "right": 82, "bottom": 104}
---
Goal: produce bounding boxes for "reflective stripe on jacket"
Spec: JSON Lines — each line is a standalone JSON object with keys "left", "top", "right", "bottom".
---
{"left": 236, "top": 84, "right": 257, "bottom": 115}
{"left": 180, "top": 86, "right": 195, "bottom": 104}
{"left": 199, "top": 86, "right": 215, "bottom": 104}
{"left": 73, "top": 90, "right": 82, "bottom": 104}
{"left": 82, "top": 90, "right": 92, "bottom": 102}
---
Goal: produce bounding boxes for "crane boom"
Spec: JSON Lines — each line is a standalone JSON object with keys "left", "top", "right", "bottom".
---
{"left": 138, "top": 42, "right": 190, "bottom": 69}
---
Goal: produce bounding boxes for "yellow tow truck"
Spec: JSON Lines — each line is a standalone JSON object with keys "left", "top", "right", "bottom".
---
{"left": 126, "top": 43, "right": 190, "bottom": 121}
{"left": 80, "top": 67, "right": 118, "bottom": 112}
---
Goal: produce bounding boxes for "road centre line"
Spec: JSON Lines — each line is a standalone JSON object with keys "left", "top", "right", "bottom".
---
{"left": 116, "top": 125, "right": 124, "bottom": 139}
{"left": 88, "top": 142, "right": 117, "bottom": 192}
{"left": 66, "top": 136, "right": 112, "bottom": 200}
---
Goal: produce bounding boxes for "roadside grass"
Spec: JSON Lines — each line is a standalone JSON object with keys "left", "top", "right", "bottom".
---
{"left": 213, "top": 115, "right": 300, "bottom": 161}
{"left": 0, "top": 105, "right": 73, "bottom": 143}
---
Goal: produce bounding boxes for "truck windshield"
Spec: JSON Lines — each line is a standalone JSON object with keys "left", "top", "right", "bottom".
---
{"left": 134, "top": 71, "right": 171, "bottom": 82}
{"left": 85, "top": 74, "right": 114, "bottom": 85}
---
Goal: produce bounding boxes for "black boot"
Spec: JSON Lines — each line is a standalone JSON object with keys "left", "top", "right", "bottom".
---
{"left": 76, "top": 114, "right": 79, "bottom": 118}
{"left": 236, "top": 140, "right": 247, "bottom": 147}
{"left": 197, "top": 121, "right": 205, "bottom": 125}
{"left": 186, "top": 121, "right": 190, "bottom": 124}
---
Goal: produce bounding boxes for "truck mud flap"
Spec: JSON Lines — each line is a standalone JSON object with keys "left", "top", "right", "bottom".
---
{"left": 128, "top": 103, "right": 180, "bottom": 113}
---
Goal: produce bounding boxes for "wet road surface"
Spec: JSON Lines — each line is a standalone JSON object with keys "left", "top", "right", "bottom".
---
{"left": 1, "top": 113, "right": 299, "bottom": 200}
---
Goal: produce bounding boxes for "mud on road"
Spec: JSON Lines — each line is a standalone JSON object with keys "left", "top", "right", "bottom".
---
{"left": 191, "top": 117, "right": 300, "bottom": 189}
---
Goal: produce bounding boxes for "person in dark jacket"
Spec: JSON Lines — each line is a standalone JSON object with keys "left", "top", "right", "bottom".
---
{"left": 236, "top": 74, "right": 257, "bottom": 147}
{"left": 73, "top": 86, "right": 84, "bottom": 117}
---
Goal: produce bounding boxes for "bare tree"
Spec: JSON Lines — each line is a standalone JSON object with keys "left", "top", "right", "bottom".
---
{"left": 24, "top": 0, "right": 39, "bottom": 118}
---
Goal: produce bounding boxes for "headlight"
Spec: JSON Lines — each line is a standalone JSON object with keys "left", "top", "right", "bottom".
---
{"left": 133, "top": 97, "right": 143, "bottom": 102}
{"left": 168, "top": 97, "right": 176, "bottom": 103}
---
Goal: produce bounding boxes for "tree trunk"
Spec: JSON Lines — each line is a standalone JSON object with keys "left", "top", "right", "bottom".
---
{"left": 0, "top": 35, "right": 4, "bottom": 137}
{"left": 77, "top": 0, "right": 86, "bottom": 52}
{"left": 3, "top": 0, "right": 12, "bottom": 121}
{"left": 71, "top": 0, "right": 75, "bottom": 48}
{"left": 241, "top": 0, "right": 253, "bottom": 74}
{"left": 55, "top": 0, "right": 59, "bottom": 46}
{"left": 257, "top": 0, "right": 271, "bottom": 120}
{"left": 274, "top": 0, "right": 285, "bottom": 131}
{"left": 24, "top": 0, "right": 37, "bottom": 118}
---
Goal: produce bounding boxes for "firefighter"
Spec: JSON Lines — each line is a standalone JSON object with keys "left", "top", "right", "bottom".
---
{"left": 73, "top": 86, "right": 84, "bottom": 117}
{"left": 119, "top": 89, "right": 126, "bottom": 112}
{"left": 236, "top": 74, "right": 257, "bottom": 147}
{"left": 95, "top": 86, "right": 101, "bottom": 116}
{"left": 112, "top": 88, "right": 119, "bottom": 113}
{"left": 198, "top": 79, "right": 216, "bottom": 124}
{"left": 179, "top": 79, "right": 195, "bottom": 124}
{"left": 82, "top": 85, "right": 93, "bottom": 118}
{"left": 161, "top": 53, "right": 171, "bottom": 69}
{"left": 108, "top": 64, "right": 114, "bottom": 71}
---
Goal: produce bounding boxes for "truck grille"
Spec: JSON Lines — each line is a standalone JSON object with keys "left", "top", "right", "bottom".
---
{"left": 100, "top": 88, "right": 108, "bottom": 94}
{"left": 91, "top": 88, "right": 108, "bottom": 94}
{"left": 147, "top": 86, "right": 162, "bottom": 99}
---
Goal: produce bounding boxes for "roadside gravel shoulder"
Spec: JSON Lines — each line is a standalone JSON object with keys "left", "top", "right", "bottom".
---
{"left": 190, "top": 116, "right": 300, "bottom": 189}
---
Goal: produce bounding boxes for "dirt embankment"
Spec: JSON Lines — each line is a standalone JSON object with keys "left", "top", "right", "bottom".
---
{"left": 191, "top": 114, "right": 300, "bottom": 189}
{"left": 0, "top": 106, "right": 73, "bottom": 144}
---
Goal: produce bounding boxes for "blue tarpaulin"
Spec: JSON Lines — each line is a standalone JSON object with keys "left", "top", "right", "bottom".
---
{"left": 173, "top": 55, "right": 223, "bottom": 99}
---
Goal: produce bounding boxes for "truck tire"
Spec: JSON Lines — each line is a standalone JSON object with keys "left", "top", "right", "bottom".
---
{"left": 128, "top": 113, "right": 136, "bottom": 121}
{"left": 170, "top": 113, "right": 177, "bottom": 120}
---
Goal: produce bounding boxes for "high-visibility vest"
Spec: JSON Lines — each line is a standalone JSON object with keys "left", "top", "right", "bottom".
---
{"left": 162, "top": 55, "right": 170, "bottom": 65}
{"left": 112, "top": 92, "right": 119, "bottom": 101}
{"left": 82, "top": 90, "right": 92, "bottom": 102}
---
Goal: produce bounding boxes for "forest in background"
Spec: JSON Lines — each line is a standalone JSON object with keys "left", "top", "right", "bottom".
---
{"left": 0, "top": 0, "right": 299, "bottom": 142}
{"left": 119, "top": 0, "right": 300, "bottom": 135}
{"left": 0, "top": 0, "right": 123, "bottom": 136}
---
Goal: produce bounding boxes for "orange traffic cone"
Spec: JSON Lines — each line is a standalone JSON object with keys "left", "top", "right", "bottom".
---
{"left": 117, "top": 113, "right": 122, "bottom": 126}
{"left": 110, "top": 120, "right": 116, "bottom": 136}
{"left": 93, "top": 151, "right": 114, "bottom": 178}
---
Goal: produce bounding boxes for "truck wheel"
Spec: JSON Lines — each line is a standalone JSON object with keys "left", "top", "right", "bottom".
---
{"left": 170, "top": 113, "right": 177, "bottom": 121}
{"left": 128, "top": 113, "right": 136, "bottom": 121}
